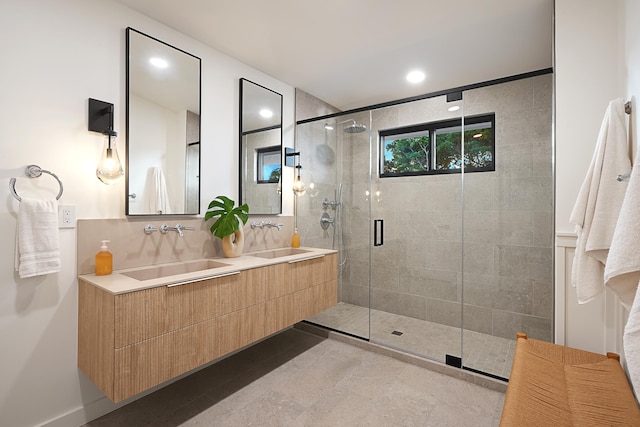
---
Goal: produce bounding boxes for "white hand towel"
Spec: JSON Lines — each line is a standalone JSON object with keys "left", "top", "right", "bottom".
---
{"left": 14, "top": 198, "right": 61, "bottom": 278}
{"left": 569, "top": 98, "right": 630, "bottom": 304}
{"left": 605, "top": 148, "right": 640, "bottom": 308}
{"left": 147, "top": 167, "right": 171, "bottom": 215}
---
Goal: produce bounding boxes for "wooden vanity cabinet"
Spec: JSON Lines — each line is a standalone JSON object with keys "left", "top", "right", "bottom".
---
{"left": 264, "top": 254, "right": 338, "bottom": 335}
{"left": 78, "top": 252, "right": 337, "bottom": 402}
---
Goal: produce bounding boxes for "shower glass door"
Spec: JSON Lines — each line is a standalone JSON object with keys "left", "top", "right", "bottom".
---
{"left": 297, "top": 112, "right": 372, "bottom": 340}
{"left": 368, "top": 95, "right": 463, "bottom": 365}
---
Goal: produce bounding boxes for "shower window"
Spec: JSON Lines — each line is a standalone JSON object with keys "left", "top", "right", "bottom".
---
{"left": 379, "top": 113, "right": 495, "bottom": 177}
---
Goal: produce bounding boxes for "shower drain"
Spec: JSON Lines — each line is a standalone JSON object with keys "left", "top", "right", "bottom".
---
{"left": 391, "top": 330, "right": 403, "bottom": 336}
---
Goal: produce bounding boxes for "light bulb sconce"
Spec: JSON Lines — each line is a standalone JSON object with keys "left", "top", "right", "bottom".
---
{"left": 285, "top": 148, "right": 306, "bottom": 196}
{"left": 88, "top": 98, "right": 124, "bottom": 185}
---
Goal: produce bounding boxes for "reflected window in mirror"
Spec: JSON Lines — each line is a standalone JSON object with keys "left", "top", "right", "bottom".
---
{"left": 240, "top": 78, "right": 283, "bottom": 215}
{"left": 257, "top": 146, "right": 281, "bottom": 183}
{"left": 126, "top": 27, "right": 202, "bottom": 215}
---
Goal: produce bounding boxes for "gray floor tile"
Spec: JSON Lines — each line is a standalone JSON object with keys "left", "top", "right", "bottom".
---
{"left": 83, "top": 328, "right": 504, "bottom": 427}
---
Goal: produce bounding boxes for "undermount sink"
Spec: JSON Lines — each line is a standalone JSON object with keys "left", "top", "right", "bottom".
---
{"left": 121, "top": 259, "right": 230, "bottom": 281}
{"left": 248, "top": 248, "right": 311, "bottom": 259}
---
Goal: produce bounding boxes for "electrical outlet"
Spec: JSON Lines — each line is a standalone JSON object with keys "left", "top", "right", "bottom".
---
{"left": 58, "top": 204, "right": 76, "bottom": 229}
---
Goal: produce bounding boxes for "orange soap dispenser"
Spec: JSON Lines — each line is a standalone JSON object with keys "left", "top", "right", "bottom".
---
{"left": 291, "top": 228, "right": 300, "bottom": 248}
{"left": 95, "top": 240, "right": 113, "bottom": 276}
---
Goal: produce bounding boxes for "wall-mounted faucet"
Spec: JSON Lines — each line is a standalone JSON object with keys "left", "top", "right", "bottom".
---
{"left": 160, "top": 223, "right": 194, "bottom": 237}
{"left": 250, "top": 220, "right": 284, "bottom": 230}
{"left": 265, "top": 221, "right": 284, "bottom": 230}
{"left": 175, "top": 223, "right": 195, "bottom": 236}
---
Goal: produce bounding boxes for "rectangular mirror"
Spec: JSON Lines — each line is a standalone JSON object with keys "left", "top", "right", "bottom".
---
{"left": 126, "top": 27, "right": 201, "bottom": 215}
{"left": 240, "top": 78, "right": 283, "bottom": 215}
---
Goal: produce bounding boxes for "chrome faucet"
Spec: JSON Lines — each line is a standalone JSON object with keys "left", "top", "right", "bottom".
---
{"left": 251, "top": 220, "right": 283, "bottom": 230}
{"left": 160, "top": 223, "right": 194, "bottom": 237}
{"left": 175, "top": 223, "right": 195, "bottom": 237}
{"left": 264, "top": 220, "right": 284, "bottom": 230}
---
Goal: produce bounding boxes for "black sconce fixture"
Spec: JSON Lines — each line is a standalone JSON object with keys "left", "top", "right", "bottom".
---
{"left": 88, "top": 98, "right": 124, "bottom": 185}
{"left": 285, "top": 147, "right": 305, "bottom": 196}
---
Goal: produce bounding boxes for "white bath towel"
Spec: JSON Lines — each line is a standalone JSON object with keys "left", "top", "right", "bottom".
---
{"left": 14, "top": 198, "right": 61, "bottom": 278}
{"left": 147, "top": 167, "right": 171, "bottom": 215}
{"left": 570, "top": 98, "right": 630, "bottom": 304}
{"left": 623, "top": 284, "right": 640, "bottom": 398}
{"left": 605, "top": 151, "right": 640, "bottom": 308}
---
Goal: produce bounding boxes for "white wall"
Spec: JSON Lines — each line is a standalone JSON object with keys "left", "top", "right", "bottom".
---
{"left": 625, "top": 1, "right": 640, "bottom": 152}
{"left": 555, "top": 0, "right": 640, "bottom": 357}
{"left": 0, "top": 1, "right": 294, "bottom": 426}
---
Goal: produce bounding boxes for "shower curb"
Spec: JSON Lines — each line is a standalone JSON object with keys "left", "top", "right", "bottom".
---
{"left": 295, "top": 321, "right": 508, "bottom": 394}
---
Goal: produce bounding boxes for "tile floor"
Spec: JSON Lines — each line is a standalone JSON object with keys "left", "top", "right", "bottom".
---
{"left": 84, "top": 328, "right": 505, "bottom": 427}
{"left": 307, "top": 303, "right": 516, "bottom": 379}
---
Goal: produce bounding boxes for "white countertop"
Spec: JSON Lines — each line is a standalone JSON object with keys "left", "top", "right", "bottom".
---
{"left": 78, "top": 247, "right": 337, "bottom": 295}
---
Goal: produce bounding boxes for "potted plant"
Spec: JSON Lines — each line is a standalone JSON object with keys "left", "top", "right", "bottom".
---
{"left": 205, "top": 195, "right": 249, "bottom": 257}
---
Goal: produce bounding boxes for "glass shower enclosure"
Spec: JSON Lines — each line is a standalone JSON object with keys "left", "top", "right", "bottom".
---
{"left": 297, "top": 73, "right": 554, "bottom": 380}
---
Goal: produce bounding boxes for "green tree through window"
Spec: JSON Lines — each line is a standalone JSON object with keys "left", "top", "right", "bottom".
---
{"left": 384, "top": 135, "right": 430, "bottom": 174}
{"left": 380, "top": 114, "right": 495, "bottom": 177}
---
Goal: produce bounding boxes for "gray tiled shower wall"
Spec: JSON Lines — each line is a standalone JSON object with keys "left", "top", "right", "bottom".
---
{"left": 296, "top": 74, "right": 553, "bottom": 342}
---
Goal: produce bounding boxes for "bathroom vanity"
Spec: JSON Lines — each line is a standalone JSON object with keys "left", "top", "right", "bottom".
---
{"left": 78, "top": 248, "right": 337, "bottom": 402}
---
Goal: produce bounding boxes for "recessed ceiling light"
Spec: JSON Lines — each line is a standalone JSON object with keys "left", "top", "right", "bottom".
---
{"left": 448, "top": 106, "right": 460, "bottom": 112}
{"left": 473, "top": 133, "right": 483, "bottom": 138}
{"left": 406, "top": 70, "right": 425, "bottom": 83}
{"left": 149, "top": 57, "right": 168, "bottom": 68}
{"left": 259, "top": 109, "right": 273, "bottom": 118}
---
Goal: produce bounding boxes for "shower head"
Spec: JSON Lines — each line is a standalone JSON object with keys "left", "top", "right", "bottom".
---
{"left": 324, "top": 119, "right": 367, "bottom": 133}
{"left": 344, "top": 122, "right": 367, "bottom": 133}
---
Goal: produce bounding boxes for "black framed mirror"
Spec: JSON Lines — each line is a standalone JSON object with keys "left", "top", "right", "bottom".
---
{"left": 126, "top": 27, "right": 201, "bottom": 215}
{"left": 239, "top": 78, "right": 283, "bottom": 215}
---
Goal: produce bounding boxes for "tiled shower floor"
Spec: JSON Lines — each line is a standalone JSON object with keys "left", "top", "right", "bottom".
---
{"left": 307, "top": 302, "right": 516, "bottom": 379}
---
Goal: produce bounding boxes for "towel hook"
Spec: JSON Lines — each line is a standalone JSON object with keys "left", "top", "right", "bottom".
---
{"left": 9, "top": 165, "right": 64, "bottom": 202}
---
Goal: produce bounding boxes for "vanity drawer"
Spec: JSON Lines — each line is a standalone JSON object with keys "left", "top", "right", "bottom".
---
{"left": 113, "top": 303, "right": 265, "bottom": 402}
{"left": 289, "top": 255, "right": 329, "bottom": 290}
{"left": 114, "top": 270, "right": 266, "bottom": 348}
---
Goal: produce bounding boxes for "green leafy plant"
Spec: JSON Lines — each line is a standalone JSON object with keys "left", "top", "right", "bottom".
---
{"left": 204, "top": 196, "right": 249, "bottom": 238}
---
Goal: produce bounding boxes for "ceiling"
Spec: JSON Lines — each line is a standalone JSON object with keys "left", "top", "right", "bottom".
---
{"left": 115, "top": 0, "right": 553, "bottom": 112}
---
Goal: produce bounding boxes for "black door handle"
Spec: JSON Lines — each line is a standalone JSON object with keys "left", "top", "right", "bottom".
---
{"left": 374, "top": 219, "right": 384, "bottom": 246}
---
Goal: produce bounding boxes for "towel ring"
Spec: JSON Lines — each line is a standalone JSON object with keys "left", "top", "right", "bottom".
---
{"left": 9, "top": 165, "right": 64, "bottom": 202}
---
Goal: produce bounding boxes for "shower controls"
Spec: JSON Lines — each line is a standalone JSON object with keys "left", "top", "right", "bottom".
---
{"left": 320, "top": 212, "right": 334, "bottom": 230}
{"left": 322, "top": 198, "right": 340, "bottom": 210}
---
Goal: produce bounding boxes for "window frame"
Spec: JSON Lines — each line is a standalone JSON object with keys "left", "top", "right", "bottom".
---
{"left": 379, "top": 113, "right": 495, "bottom": 178}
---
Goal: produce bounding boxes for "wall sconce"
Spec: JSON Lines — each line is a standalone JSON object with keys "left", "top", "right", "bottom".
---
{"left": 88, "top": 98, "right": 124, "bottom": 185}
{"left": 285, "top": 148, "right": 305, "bottom": 197}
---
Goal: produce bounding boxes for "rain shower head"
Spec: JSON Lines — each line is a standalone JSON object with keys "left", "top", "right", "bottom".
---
{"left": 324, "top": 119, "right": 367, "bottom": 133}
{"left": 344, "top": 122, "right": 367, "bottom": 133}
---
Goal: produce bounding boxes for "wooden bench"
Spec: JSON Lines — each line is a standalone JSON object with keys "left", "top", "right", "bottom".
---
{"left": 500, "top": 332, "right": 640, "bottom": 426}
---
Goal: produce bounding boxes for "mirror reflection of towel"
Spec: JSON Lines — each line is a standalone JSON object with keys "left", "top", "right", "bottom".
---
{"left": 15, "top": 198, "right": 61, "bottom": 278}
{"left": 147, "top": 167, "right": 171, "bottom": 215}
